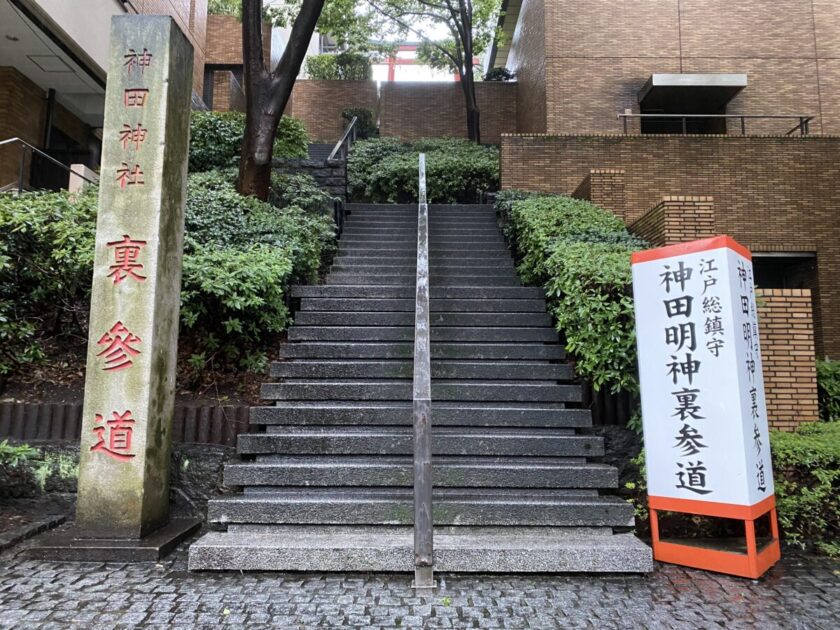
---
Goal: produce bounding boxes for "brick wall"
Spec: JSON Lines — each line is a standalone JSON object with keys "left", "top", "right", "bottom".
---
{"left": 506, "top": 0, "right": 840, "bottom": 135}
{"left": 572, "top": 169, "right": 626, "bottom": 220}
{"left": 286, "top": 80, "right": 379, "bottom": 143}
{"left": 205, "top": 14, "right": 270, "bottom": 68}
{"left": 629, "top": 196, "right": 715, "bottom": 246}
{"left": 0, "top": 67, "right": 45, "bottom": 187}
{"left": 379, "top": 82, "right": 518, "bottom": 143}
{"left": 500, "top": 133, "right": 840, "bottom": 357}
{"left": 133, "top": 0, "right": 208, "bottom": 95}
{"left": 507, "top": 0, "right": 546, "bottom": 133}
{"left": 757, "top": 289, "right": 820, "bottom": 431}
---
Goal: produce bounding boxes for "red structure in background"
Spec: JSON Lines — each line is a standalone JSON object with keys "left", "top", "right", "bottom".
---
{"left": 384, "top": 44, "right": 477, "bottom": 82}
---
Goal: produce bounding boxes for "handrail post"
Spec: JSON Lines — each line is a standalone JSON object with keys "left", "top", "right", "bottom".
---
{"left": 412, "top": 153, "right": 435, "bottom": 590}
{"left": 741, "top": 117, "right": 746, "bottom": 135}
{"left": 18, "top": 144, "right": 26, "bottom": 193}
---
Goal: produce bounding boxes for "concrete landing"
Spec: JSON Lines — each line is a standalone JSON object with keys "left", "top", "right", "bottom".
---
{"left": 188, "top": 526, "right": 653, "bottom": 573}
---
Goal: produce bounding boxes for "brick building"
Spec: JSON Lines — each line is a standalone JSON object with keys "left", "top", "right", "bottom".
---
{"left": 489, "top": 0, "right": 840, "bottom": 136}
{"left": 0, "top": 0, "right": 207, "bottom": 189}
{"left": 488, "top": 1, "right": 840, "bottom": 370}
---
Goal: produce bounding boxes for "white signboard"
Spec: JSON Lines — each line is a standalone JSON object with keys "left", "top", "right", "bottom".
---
{"left": 632, "top": 236, "right": 774, "bottom": 509}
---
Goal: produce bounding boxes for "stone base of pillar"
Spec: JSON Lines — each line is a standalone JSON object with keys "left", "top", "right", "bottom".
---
{"left": 23, "top": 518, "right": 201, "bottom": 563}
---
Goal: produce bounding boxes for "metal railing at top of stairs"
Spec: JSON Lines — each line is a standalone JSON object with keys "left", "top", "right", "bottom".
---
{"left": 412, "top": 153, "right": 435, "bottom": 590}
{"left": 327, "top": 115, "right": 358, "bottom": 162}
{"left": 0, "top": 137, "right": 98, "bottom": 193}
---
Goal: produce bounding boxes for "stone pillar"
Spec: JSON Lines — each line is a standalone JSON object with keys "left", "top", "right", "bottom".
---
{"left": 73, "top": 15, "right": 193, "bottom": 540}
{"left": 68, "top": 164, "right": 99, "bottom": 193}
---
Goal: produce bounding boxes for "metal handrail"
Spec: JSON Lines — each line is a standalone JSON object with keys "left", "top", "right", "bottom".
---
{"left": 0, "top": 137, "right": 99, "bottom": 192}
{"left": 616, "top": 114, "right": 814, "bottom": 136}
{"left": 327, "top": 115, "right": 358, "bottom": 162}
{"left": 412, "top": 153, "right": 434, "bottom": 590}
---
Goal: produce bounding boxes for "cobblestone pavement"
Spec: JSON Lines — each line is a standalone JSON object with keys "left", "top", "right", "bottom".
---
{"left": 0, "top": 541, "right": 836, "bottom": 629}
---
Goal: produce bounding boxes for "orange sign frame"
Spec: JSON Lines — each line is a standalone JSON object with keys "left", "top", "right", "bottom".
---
{"left": 648, "top": 494, "right": 781, "bottom": 579}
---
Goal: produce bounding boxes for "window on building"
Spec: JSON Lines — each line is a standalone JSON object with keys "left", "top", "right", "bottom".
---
{"left": 637, "top": 74, "right": 747, "bottom": 135}
{"left": 752, "top": 254, "right": 817, "bottom": 290}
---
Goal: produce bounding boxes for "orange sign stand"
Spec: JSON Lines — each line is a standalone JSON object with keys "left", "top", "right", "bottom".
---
{"left": 649, "top": 495, "right": 781, "bottom": 579}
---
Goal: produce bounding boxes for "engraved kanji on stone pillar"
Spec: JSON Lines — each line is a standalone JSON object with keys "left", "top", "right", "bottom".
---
{"left": 75, "top": 15, "right": 193, "bottom": 539}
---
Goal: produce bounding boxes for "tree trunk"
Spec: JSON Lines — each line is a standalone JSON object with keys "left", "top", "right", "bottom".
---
{"left": 460, "top": 70, "right": 481, "bottom": 144}
{"left": 237, "top": 0, "right": 326, "bottom": 200}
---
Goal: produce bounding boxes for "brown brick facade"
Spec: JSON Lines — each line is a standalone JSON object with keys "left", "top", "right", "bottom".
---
{"left": 285, "top": 81, "right": 380, "bottom": 143}
{"left": 214, "top": 79, "right": 519, "bottom": 144}
{"left": 501, "top": 133, "right": 840, "bottom": 358}
{"left": 205, "top": 15, "right": 270, "bottom": 68}
{"left": 757, "top": 289, "right": 820, "bottom": 431}
{"left": 572, "top": 169, "right": 626, "bottom": 221}
{"left": 0, "top": 67, "right": 93, "bottom": 188}
{"left": 379, "top": 82, "right": 518, "bottom": 144}
{"left": 629, "top": 196, "right": 716, "bottom": 247}
{"left": 133, "top": 0, "right": 208, "bottom": 95}
{"left": 506, "top": 0, "right": 840, "bottom": 135}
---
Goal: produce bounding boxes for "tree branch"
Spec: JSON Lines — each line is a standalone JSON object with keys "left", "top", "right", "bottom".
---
{"left": 369, "top": 2, "right": 461, "bottom": 69}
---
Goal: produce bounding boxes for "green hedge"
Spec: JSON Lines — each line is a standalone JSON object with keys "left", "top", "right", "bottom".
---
{"left": 305, "top": 52, "right": 371, "bottom": 80}
{"left": 625, "top": 422, "right": 840, "bottom": 555}
{"left": 498, "top": 191, "right": 647, "bottom": 392}
{"left": 771, "top": 422, "right": 840, "bottom": 555}
{"left": 189, "top": 111, "right": 309, "bottom": 172}
{"left": 816, "top": 359, "right": 840, "bottom": 421}
{"left": 348, "top": 138, "right": 499, "bottom": 203}
{"left": 342, "top": 107, "right": 377, "bottom": 140}
{"left": 0, "top": 188, "right": 98, "bottom": 377}
{"left": 0, "top": 172, "right": 335, "bottom": 377}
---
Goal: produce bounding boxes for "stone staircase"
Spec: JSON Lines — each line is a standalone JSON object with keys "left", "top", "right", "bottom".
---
{"left": 188, "top": 203, "right": 652, "bottom": 573}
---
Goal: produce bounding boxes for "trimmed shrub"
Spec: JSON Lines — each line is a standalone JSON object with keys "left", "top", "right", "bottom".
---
{"left": 0, "top": 188, "right": 98, "bottom": 376}
{"left": 305, "top": 52, "right": 372, "bottom": 80}
{"left": 816, "top": 358, "right": 840, "bottom": 421}
{"left": 182, "top": 172, "right": 335, "bottom": 370}
{"left": 348, "top": 138, "right": 499, "bottom": 203}
{"left": 625, "top": 423, "right": 840, "bottom": 556}
{"left": 0, "top": 172, "right": 335, "bottom": 378}
{"left": 342, "top": 107, "right": 377, "bottom": 139}
{"left": 499, "top": 192, "right": 645, "bottom": 392}
{"left": 484, "top": 67, "right": 515, "bottom": 81}
{"left": 771, "top": 422, "right": 840, "bottom": 556}
{"left": 189, "top": 111, "right": 308, "bottom": 172}
{"left": 270, "top": 172, "right": 336, "bottom": 215}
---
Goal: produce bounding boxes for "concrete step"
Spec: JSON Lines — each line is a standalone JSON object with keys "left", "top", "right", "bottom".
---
{"left": 333, "top": 253, "right": 514, "bottom": 263}
{"left": 292, "top": 286, "right": 544, "bottom": 299}
{"left": 224, "top": 457, "right": 617, "bottom": 488}
{"left": 238, "top": 427, "right": 600, "bottom": 456}
{"left": 259, "top": 381, "right": 581, "bottom": 402}
{"left": 205, "top": 489, "right": 635, "bottom": 527}
{"left": 250, "top": 403, "right": 592, "bottom": 428}
{"left": 329, "top": 264, "right": 517, "bottom": 273}
{"left": 341, "top": 232, "right": 505, "bottom": 241}
{"left": 287, "top": 327, "right": 557, "bottom": 343}
{"left": 188, "top": 526, "right": 653, "bottom": 573}
{"left": 326, "top": 274, "right": 521, "bottom": 287}
{"left": 269, "top": 360, "right": 573, "bottom": 381}
{"left": 298, "top": 298, "right": 547, "bottom": 313}
{"left": 292, "top": 312, "right": 551, "bottom": 327}
{"left": 342, "top": 227, "right": 500, "bottom": 235}
{"left": 277, "top": 342, "right": 565, "bottom": 360}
